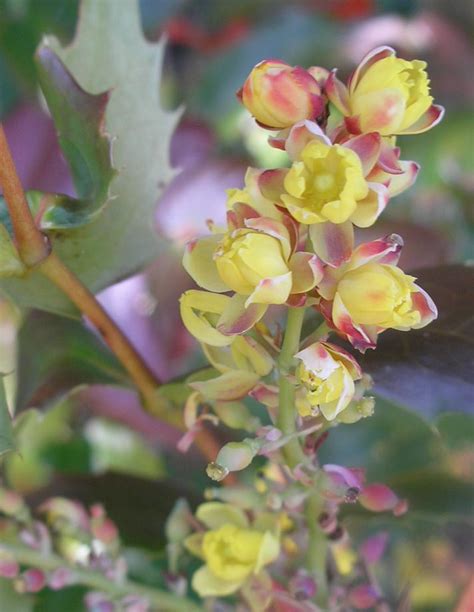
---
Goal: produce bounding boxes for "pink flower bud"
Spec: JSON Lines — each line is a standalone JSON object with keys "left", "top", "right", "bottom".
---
{"left": 0, "top": 552, "right": 19, "bottom": 578}
{"left": 21, "top": 568, "right": 46, "bottom": 593}
{"left": 48, "top": 567, "right": 74, "bottom": 590}
{"left": 85, "top": 592, "right": 115, "bottom": 612}
{"left": 348, "top": 584, "right": 380, "bottom": 609}
{"left": 238, "top": 60, "right": 325, "bottom": 129}
{"left": 359, "top": 483, "right": 407, "bottom": 515}
{"left": 360, "top": 532, "right": 389, "bottom": 565}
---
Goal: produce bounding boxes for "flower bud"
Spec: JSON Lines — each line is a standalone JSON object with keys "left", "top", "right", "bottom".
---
{"left": 238, "top": 60, "right": 324, "bottom": 129}
{"left": 213, "top": 401, "right": 260, "bottom": 431}
{"left": 348, "top": 584, "right": 380, "bottom": 609}
{"left": 0, "top": 551, "right": 19, "bottom": 578}
{"left": 337, "top": 396, "right": 375, "bottom": 424}
{"left": 214, "top": 439, "right": 261, "bottom": 474}
{"left": 165, "top": 499, "right": 192, "bottom": 545}
{"left": 318, "top": 235, "right": 438, "bottom": 351}
{"left": 215, "top": 229, "right": 292, "bottom": 306}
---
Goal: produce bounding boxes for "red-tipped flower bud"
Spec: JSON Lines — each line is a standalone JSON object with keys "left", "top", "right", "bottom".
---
{"left": 238, "top": 60, "right": 324, "bottom": 129}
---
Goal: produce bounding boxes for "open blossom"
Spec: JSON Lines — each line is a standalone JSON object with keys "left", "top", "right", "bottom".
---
{"left": 181, "top": 199, "right": 324, "bottom": 344}
{"left": 295, "top": 341, "right": 362, "bottom": 420}
{"left": 237, "top": 59, "right": 324, "bottom": 129}
{"left": 255, "top": 121, "right": 418, "bottom": 266}
{"left": 185, "top": 503, "right": 280, "bottom": 597}
{"left": 326, "top": 46, "right": 444, "bottom": 136}
{"left": 318, "top": 234, "right": 438, "bottom": 351}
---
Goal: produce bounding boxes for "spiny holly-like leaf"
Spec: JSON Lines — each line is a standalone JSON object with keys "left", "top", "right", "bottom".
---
{"left": 15, "top": 310, "right": 129, "bottom": 412}
{"left": 359, "top": 264, "right": 474, "bottom": 416}
{"left": 0, "top": 0, "right": 179, "bottom": 315}
{"left": 0, "top": 377, "right": 14, "bottom": 457}
{"left": 14, "top": 46, "right": 115, "bottom": 229}
{"left": 0, "top": 48, "right": 115, "bottom": 247}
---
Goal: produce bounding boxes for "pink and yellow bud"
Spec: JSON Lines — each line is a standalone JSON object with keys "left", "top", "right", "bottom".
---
{"left": 326, "top": 46, "right": 444, "bottom": 136}
{"left": 238, "top": 60, "right": 324, "bottom": 129}
{"left": 214, "top": 229, "right": 292, "bottom": 306}
{"left": 185, "top": 502, "right": 280, "bottom": 597}
{"left": 318, "top": 234, "right": 438, "bottom": 350}
{"left": 336, "top": 263, "right": 423, "bottom": 329}
{"left": 295, "top": 342, "right": 362, "bottom": 420}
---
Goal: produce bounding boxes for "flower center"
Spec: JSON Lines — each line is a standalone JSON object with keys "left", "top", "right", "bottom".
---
{"left": 313, "top": 173, "right": 336, "bottom": 193}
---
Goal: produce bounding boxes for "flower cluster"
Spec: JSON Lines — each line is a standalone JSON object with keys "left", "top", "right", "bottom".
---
{"left": 0, "top": 488, "right": 147, "bottom": 611}
{"left": 178, "top": 46, "right": 442, "bottom": 605}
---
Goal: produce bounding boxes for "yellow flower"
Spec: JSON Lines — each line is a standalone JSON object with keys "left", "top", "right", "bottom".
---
{"left": 317, "top": 234, "right": 437, "bottom": 351}
{"left": 281, "top": 139, "right": 369, "bottom": 225}
{"left": 214, "top": 229, "right": 292, "bottom": 306}
{"left": 295, "top": 342, "right": 362, "bottom": 420}
{"left": 238, "top": 59, "right": 324, "bottom": 129}
{"left": 336, "top": 263, "right": 422, "bottom": 329}
{"left": 326, "top": 46, "right": 444, "bottom": 136}
{"left": 185, "top": 502, "right": 280, "bottom": 597}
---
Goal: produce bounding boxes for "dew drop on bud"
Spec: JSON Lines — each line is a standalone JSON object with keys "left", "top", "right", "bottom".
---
{"left": 206, "top": 462, "right": 229, "bottom": 482}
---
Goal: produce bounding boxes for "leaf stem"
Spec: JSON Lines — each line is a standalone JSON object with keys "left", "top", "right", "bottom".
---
{"left": 276, "top": 306, "right": 306, "bottom": 468}
{"left": 39, "top": 253, "right": 161, "bottom": 410}
{"left": 0, "top": 124, "right": 162, "bottom": 410}
{"left": 0, "top": 123, "right": 224, "bottom": 465}
{"left": 0, "top": 126, "right": 50, "bottom": 267}
{"left": 0, "top": 543, "right": 202, "bottom": 611}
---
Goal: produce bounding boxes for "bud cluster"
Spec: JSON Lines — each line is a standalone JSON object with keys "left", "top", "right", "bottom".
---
{"left": 177, "top": 46, "right": 443, "bottom": 606}
{"left": 0, "top": 488, "right": 144, "bottom": 611}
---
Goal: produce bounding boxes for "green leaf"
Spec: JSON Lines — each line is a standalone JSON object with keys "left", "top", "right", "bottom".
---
{"left": 0, "top": 224, "right": 25, "bottom": 277}
{"left": 3, "top": 45, "right": 116, "bottom": 230}
{"left": 320, "top": 398, "right": 446, "bottom": 482}
{"left": 359, "top": 264, "right": 474, "bottom": 415}
{"left": 0, "top": 578, "right": 33, "bottom": 612}
{"left": 0, "top": 377, "right": 14, "bottom": 457}
{"left": 15, "top": 310, "right": 129, "bottom": 412}
{"left": 34, "top": 586, "right": 87, "bottom": 612}
{"left": 4, "top": 402, "right": 73, "bottom": 492}
{"left": 84, "top": 418, "right": 165, "bottom": 480}
{"left": 389, "top": 471, "right": 474, "bottom": 522}
{"left": 435, "top": 412, "right": 474, "bottom": 451}
{"left": 0, "top": 0, "right": 179, "bottom": 315}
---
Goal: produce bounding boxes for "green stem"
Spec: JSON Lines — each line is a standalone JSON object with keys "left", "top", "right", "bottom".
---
{"left": 305, "top": 492, "right": 329, "bottom": 606}
{"left": 276, "top": 309, "right": 330, "bottom": 604}
{"left": 0, "top": 543, "right": 202, "bottom": 612}
{"left": 276, "top": 307, "right": 306, "bottom": 468}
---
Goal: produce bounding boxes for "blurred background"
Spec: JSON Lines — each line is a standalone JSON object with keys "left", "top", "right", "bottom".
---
{"left": 0, "top": 1, "right": 472, "bottom": 610}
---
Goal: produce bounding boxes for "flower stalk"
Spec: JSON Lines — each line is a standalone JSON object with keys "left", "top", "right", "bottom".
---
{"left": 276, "top": 306, "right": 306, "bottom": 468}
{"left": 0, "top": 542, "right": 202, "bottom": 612}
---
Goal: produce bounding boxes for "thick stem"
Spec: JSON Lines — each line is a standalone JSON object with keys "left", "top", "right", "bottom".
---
{"left": 0, "top": 123, "right": 161, "bottom": 410}
{"left": 276, "top": 307, "right": 306, "bottom": 468}
{"left": 0, "top": 543, "right": 202, "bottom": 611}
{"left": 38, "top": 253, "right": 161, "bottom": 411}
{"left": 277, "top": 308, "right": 330, "bottom": 604}
{"left": 0, "top": 126, "right": 50, "bottom": 266}
{"left": 305, "top": 492, "right": 329, "bottom": 605}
